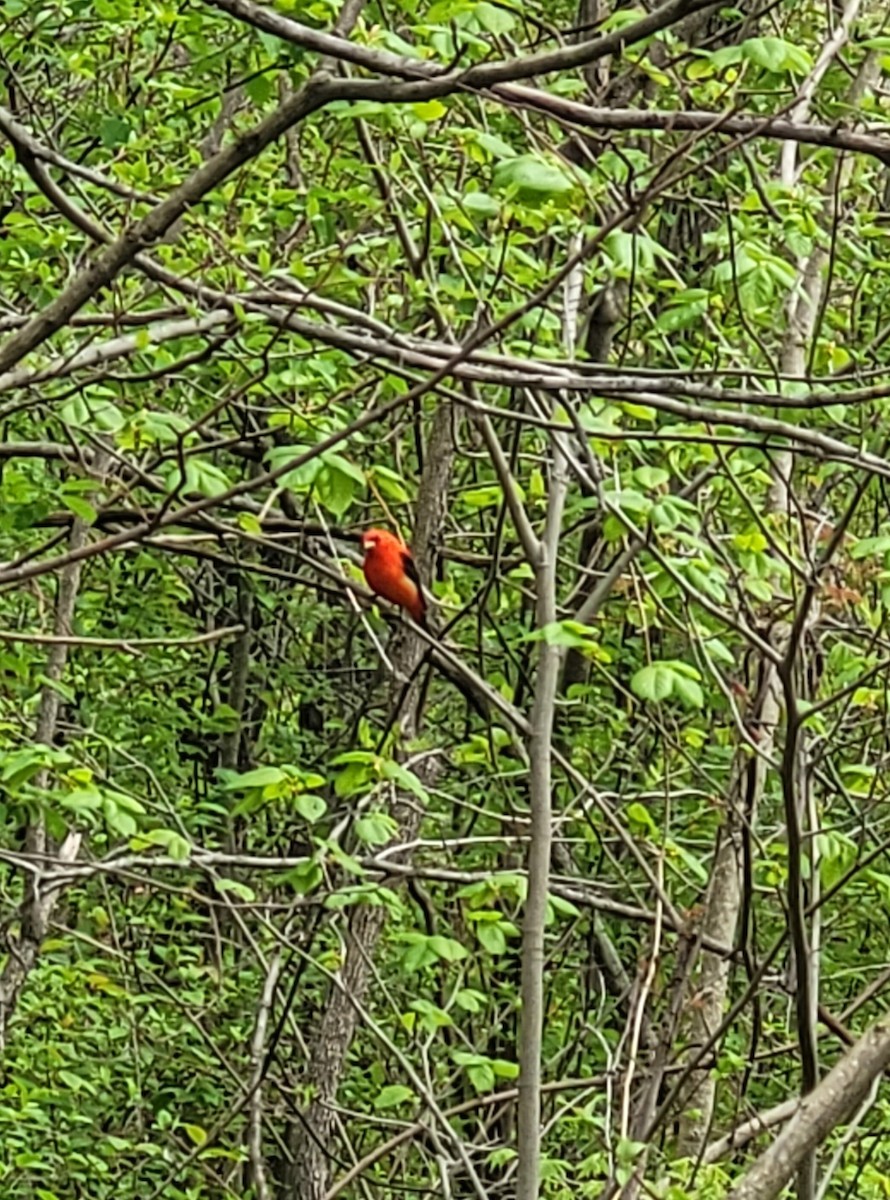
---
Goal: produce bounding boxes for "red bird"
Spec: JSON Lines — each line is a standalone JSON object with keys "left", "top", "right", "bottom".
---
{"left": 361, "top": 528, "right": 427, "bottom": 627}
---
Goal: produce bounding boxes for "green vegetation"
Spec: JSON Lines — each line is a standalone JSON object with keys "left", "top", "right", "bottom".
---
{"left": 1, "top": 1, "right": 890, "bottom": 1197}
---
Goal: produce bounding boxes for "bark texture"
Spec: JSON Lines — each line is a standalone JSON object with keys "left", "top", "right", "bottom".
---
{"left": 284, "top": 402, "right": 455, "bottom": 1199}
{"left": 0, "top": 510, "right": 95, "bottom": 1043}
{"left": 728, "top": 1018, "right": 890, "bottom": 1200}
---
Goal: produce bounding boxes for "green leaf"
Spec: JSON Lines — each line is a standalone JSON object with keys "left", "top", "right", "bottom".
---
{"left": 189, "top": 460, "right": 232, "bottom": 498}
{"left": 0, "top": 746, "right": 69, "bottom": 789}
{"left": 605, "top": 229, "right": 672, "bottom": 274}
{"left": 283, "top": 858, "right": 324, "bottom": 894}
{"left": 374, "top": 1084, "right": 415, "bottom": 1109}
{"left": 476, "top": 921, "right": 507, "bottom": 955}
{"left": 850, "top": 536, "right": 890, "bottom": 560}
{"left": 317, "top": 456, "right": 363, "bottom": 517}
{"left": 454, "top": 988, "right": 487, "bottom": 1012}
{"left": 109, "top": 792, "right": 145, "bottom": 814}
{"left": 626, "top": 802, "right": 657, "bottom": 834}
{"left": 631, "top": 660, "right": 704, "bottom": 708}
{"left": 58, "top": 1068, "right": 87, "bottom": 1091}
{"left": 130, "top": 827, "right": 191, "bottom": 861}
{"left": 461, "top": 484, "right": 507, "bottom": 508}
{"left": 410, "top": 998, "right": 454, "bottom": 1027}
{"left": 740, "top": 36, "right": 812, "bottom": 75}
{"left": 667, "top": 839, "right": 709, "bottom": 883}
{"left": 355, "top": 811, "right": 398, "bottom": 845}
{"left": 182, "top": 1124, "right": 207, "bottom": 1147}
{"left": 238, "top": 512, "right": 263, "bottom": 536}
{"left": 474, "top": 1, "right": 516, "bottom": 34}
{"left": 103, "top": 797, "right": 138, "bottom": 837}
{"left": 322, "top": 452, "right": 365, "bottom": 487}
{"left": 704, "top": 42, "right": 744, "bottom": 73}
{"left": 62, "top": 495, "right": 97, "bottom": 524}
{"left": 64, "top": 785, "right": 104, "bottom": 813}
{"left": 245, "top": 73, "right": 274, "bottom": 106}
{"left": 382, "top": 760, "right": 429, "bottom": 801}
{"left": 548, "top": 892, "right": 581, "bottom": 919}
{"left": 599, "top": 5, "right": 647, "bottom": 31}
{"left": 167, "top": 832, "right": 191, "bottom": 862}
{"left": 608, "top": 488, "right": 651, "bottom": 516}
{"left": 453, "top": 1051, "right": 496, "bottom": 1092}
{"left": 655, "top": 298, "right": 708, "bottom": 333}
{"left": 214, "top": 877, "right": 256, "bottom": 902}
{"left": 491, "top": 1058, "right": 518, "bottom": 1079}
{"left": 334, "top": 759, "right": 375, "bottom": 798}
{"left": 672, "top": 674, "right": 704, "bottom": 709}
{"left": 223, "top": 766, "right": 287, "bottom": 790}
{"left": 701, "top": 636, "right": 735, "bottom": 666}
{"left": 631, "top": 664, "right": 675, "bottom": 703}
{"left": 472, "top": 130, "right": 516, "bottom": 158}
{"left": 412, "top": 99, "right": 447, "bottom": 121}
{"left": 397, "top": 932, "right": 439, "bottom": 972}
{"left": 99, "top": 116, "right": 132, "bottom": 147}
{"left": 294, "top": 793, "right": 327, "bottom": 822}
{"left": 327, "top": 99, "right": 388, "bottom": 119}
{"left": 428, "top": 935, "right": 467, "bottom": 962}
{"left": 493, "top": 154, "right": 578, "bottom": 202}
{"left": 665, "top": 660, "right": 702, "bottom": 681}
{"left": 376, "top": 28, "right": 421, "bottom": 56}
{"left": 264, "top": 444, "right": 323, "bottom": 488}
{"left": 463, "top": 191, "right": 500, "bottom": 218}
{"left": 524, "top": 620, "right": 596, "bottom": 649}
{"left": 746, "top": 577, "right": 773, "bottom": 602}
{"left": 633, "top": 466, "right": 670, "bottom": 490}
{"left": 60, "top": 394, "right": 124, "bottom": 432}
{"left": 368, "top": 464, "right": 410, "bottom": 502}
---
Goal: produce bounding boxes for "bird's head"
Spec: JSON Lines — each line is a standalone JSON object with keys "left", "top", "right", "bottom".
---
{"left": 361, "top": 528, "right": 385, "bottom": 553}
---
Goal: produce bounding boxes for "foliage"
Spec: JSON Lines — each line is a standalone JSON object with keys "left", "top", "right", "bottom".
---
{"left": 0, "top": 0, "right": 890, "bottom": 1197}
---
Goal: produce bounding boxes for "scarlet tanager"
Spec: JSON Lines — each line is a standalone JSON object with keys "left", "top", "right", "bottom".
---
{"left": 360, "top": 528, "right": 427, "bottom": 627}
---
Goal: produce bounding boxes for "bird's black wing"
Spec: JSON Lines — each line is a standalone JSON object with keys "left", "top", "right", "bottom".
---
{"left": 400, "top": 548, "right": 428, "bottom": 626}
{"left": 400, "top": 548, "right": 422, "bottom": 591}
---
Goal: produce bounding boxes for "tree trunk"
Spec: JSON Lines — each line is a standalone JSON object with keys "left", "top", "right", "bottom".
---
{"left": 0, "top": 494, "right": 102, "bottom": 1042}
{"left": 283, "top": 402, "right": 455, "bottom": 1199}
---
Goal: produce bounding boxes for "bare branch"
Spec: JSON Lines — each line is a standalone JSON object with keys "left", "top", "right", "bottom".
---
{"left": 727, "top": 1018, "right": 890, "bottom": 1200}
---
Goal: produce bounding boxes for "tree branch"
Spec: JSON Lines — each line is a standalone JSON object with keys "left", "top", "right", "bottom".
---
{"left": 727, "top": 1018, "right": 890, "bottom": 1200}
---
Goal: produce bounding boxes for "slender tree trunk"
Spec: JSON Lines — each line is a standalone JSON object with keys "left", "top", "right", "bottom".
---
{"left": 283, "top": 402, "right": 455, "bottom": 1199}
{"left": 0, "top": 499, "right": 100, "bottom": 1042}
{"left": 516, "top": 494, "right": 566, "bottom": 1200}
{"left": 516, "top": 240, "right": 578, "bottom": 1200}
{"left": 676, "top": 671, "right": 780, "bottom": 1156}
{"left": 676, "top": 35, "right": 876, "bottom": 1179}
